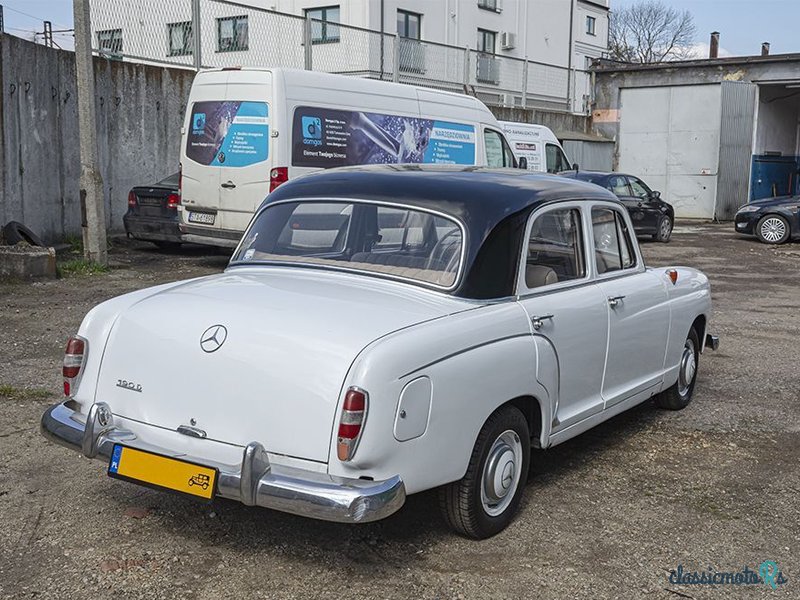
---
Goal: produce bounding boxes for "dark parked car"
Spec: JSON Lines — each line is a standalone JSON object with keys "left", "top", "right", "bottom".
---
{"left": 734, "top": 196, "right": 800, "bottom": 244}
{"left": 123, "top": 172, "right": 181, "bottom": 248}
{"left": 561, "top": 171, "right": 674, "bottom": 242}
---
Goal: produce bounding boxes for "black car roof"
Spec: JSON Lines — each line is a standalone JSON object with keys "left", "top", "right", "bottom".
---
{"left": 261, "top": 165, "right": 621, "bottom": 299}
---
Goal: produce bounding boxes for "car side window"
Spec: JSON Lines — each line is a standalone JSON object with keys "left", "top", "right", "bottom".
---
{"left": 545, "top": 143, "right": 570, "bottom": 173}
{"left": 484, "top": 129, "right": 514, "bottom": 168}
{"left": 525, "top": 208, "right": 585, "bottom": 289}
{"left": 608, "top": 176, "right": 630, "bottom": 197}
{"left": 628, "top": 177, "right": 650, "bottom": 199}
{"left": 592, "top": 207, "right": 636, "bottom": 274}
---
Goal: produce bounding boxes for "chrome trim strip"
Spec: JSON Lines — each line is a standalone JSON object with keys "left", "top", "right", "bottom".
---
{"left": 41, "top": 402, "right": 405, "bottom": 523}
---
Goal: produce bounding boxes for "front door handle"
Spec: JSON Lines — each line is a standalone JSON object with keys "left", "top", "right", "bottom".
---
{"left": 221, "top": 180, "right": 236, "bottom": 189}
{"left": 531, "top": 314, "right": 554, "bottom": 331}
{"left": 608, "top": 295, "right": 626, "bottom": 308}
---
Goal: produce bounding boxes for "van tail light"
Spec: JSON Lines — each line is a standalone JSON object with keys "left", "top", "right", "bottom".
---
{"left": 127, "top": 191, "right": 137, "bottom": 207}
{"left": 337, "top": 387, "right": 368, "bottom": 461}
{"left": 166, "top": 193, "right": 180, "bottom": 209}
{"left": 270, "top": 167, "right": 289, "bottom": 192}
{"left": 63, "top": 336, "right": 87, "bottom": 397}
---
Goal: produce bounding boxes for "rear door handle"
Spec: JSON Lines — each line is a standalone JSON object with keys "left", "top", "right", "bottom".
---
{"left": 531, "top": 314, "right": 554, "bottom": 331}
{"left": 221, "top": 181, "right": 236, "bottom": 189}
{"left": 608, "top": 295, "right": 626, "bottom": 308}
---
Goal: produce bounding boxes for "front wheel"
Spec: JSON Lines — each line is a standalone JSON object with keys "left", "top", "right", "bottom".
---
{"left": 653, "top": 215, "right": 673, "bottom": 243}
{"left": 439, "top": 405, "right": 530, "bottom": 539}
{"left": 655, "top": 327, "right": 700, "bottom": 410}
{"left": 756, "top": 215, "right": 790, "bottom": 244}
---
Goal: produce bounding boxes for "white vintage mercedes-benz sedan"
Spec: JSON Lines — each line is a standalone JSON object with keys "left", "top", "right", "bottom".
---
{"left": 42, "top": 166, "right": 718, "bottom": 539}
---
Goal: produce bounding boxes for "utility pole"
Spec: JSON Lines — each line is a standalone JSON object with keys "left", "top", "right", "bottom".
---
{"left": 73, "top": 0, "right": 107, "bottom": 265}
{"left": 44, "top": 21, "right": 53, "bottom": 47}
{"left": 0, "top": 5, "right": 5, "bottom": 34}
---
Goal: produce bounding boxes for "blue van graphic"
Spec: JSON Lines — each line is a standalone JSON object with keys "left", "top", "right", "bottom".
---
{"left": 302, "top": 116, "right": 323, "bottom": 140}
{"left": 192, "top": 113, "right": 206, "bottom": 134}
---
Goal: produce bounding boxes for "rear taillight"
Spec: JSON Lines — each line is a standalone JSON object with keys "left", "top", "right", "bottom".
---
{"left": 337, "top": 387, "right": 368, "bottom": 461}
{"left": 270, "top": 167, "right": 289, "bottom": 192}
{"left": 127, "top": 191, "right": 137, "bottom": 207}
{"left": 167, "top": 193, "right": 180, "bottom": 209}
{"left": 63, "top": 336, "right": 87, "bottom": 397}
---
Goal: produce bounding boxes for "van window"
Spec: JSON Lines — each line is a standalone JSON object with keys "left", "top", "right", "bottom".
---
{"left": 291, "top": 107, "right": 476, "bottom": 168}
{"left": 186, "top": 101, "right": 269, "bottom": 167}
{"left": 545, "top": 143, "right": 570, "bottom": 173}
{"left": 484, "top": 129, "right": 515, "bottom": 168}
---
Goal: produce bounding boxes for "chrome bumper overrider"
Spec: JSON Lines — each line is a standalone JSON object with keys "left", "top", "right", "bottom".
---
{"left": 41, "top": 402, "right": 405, "bottom": 523}
{"left": 705, "top": 334, "right": 720, "bottom": 351}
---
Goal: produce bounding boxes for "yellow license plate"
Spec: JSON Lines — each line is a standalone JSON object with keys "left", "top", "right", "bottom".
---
{"left": 108, "top": 444, "right": 217, "bottom": 500}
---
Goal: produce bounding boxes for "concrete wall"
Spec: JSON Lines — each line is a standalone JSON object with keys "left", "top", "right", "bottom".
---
{"left": 0, "top": 36, "right": 194, "bottom": 241}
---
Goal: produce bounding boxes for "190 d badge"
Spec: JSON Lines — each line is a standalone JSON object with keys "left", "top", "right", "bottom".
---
{"left": 200, "top": 325, "right": 227, "bottom": 353}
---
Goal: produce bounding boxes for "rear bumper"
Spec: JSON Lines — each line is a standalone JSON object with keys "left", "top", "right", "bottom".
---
{"left": 123, "top": 214, "right": 182, "bottom": 243}
{"left": 41, "top": 401, "right": 405, "bottom": 523}
{"left": 178, "top": 223, "right": 242, "bottom": 248}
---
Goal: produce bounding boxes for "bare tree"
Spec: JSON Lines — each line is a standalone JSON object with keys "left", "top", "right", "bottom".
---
{"left": 609, "top": 1, "right": 697, "bottom": 63}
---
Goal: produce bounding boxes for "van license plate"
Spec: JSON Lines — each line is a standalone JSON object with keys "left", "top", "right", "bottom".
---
{"left": 188, "top": 212, "right": 216, "bottom": 225}
{"left": 108, "top": 444, "right": 217, "bottom": 500}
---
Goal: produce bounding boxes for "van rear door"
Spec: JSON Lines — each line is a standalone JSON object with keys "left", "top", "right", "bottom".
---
{"left": 217, "top": 70, "right": 272, "bottom": 234}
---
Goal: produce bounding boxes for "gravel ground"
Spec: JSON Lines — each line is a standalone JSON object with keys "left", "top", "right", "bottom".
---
{"left": 0, "top": 224, "right": 798, "bottom": 599}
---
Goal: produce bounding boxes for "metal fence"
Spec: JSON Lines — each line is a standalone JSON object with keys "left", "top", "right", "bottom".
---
{"left": 88, "top": 0, "right": 593, "bottom": 114}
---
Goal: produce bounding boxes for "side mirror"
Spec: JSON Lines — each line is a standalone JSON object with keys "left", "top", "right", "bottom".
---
{"left": 649, "top": 190, "right": 661, "bottom": 201}
{"left": 572, "top": 163, "right": 579, "bottom": 172}
{"left": 518, "top": 157, "right": 528, "bottom": 170}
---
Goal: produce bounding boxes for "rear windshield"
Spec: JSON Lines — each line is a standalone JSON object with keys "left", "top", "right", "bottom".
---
{"left": 231, "top": 201, "right": 464, "bottom": 289}
{"left": 186, "top": 101, "right": 269, "bottom": 167}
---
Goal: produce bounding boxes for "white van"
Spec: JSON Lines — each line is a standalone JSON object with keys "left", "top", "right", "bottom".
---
{"left": 179, "top": 68, "right": 518, "bottom": 248}
{"left": 499, "top": 121, "right": 573, "bottom": 175}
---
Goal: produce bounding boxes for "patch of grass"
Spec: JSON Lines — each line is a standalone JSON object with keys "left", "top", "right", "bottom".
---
{"left": 64, "top": 234, "right": 83, "bottom": 254}
{"left": 58, "top": 258, "right": 110, "bottom": 276}
{"left": 0, "top": 384, "right": 53, "bottom": 401}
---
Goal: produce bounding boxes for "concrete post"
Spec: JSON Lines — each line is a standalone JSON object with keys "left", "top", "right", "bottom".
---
{"left": 73, "top": 0, "right": 107, "bottom": 265}
{"left": 521, "top": 56, "right": 528, "bottom": 107}
{"left": 392, "top": 34, "right": 399, "bottom": 83}
{"left": 191, "top": 0, "right": 202, "bottom": 70}
{"left": 303, "top": 15, "right": 312, "bottom": 70}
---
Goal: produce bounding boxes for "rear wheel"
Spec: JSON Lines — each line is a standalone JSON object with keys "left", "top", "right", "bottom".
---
{"left": 652, "top": 215, "right": 673, "bottom": 243}
{"left": 755, "top": 215, "right": 790, "bottom": 244}
{"left": 439, "top": 405, "right": 530, "bottom": 539}
{"left": 655, "top": 327, "right": 700, "bottom": 410}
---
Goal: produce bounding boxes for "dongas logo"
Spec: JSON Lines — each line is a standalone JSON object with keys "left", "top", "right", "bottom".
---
{"left": 302, "top": 115, "right": 323, "bottom": 146}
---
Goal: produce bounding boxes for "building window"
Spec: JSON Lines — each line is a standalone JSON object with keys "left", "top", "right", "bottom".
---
{"left": 397, "top": 10, "right": 421, "bottom": 40}
{"left": 168, "top": 21, "right": 193, "bottom": 56}
{"left": 97, "top": 28, "right": 123, "bottom": 54}
{"left": 477, "top": 29, "right": 496, "bottom": 54}
{"left": 478, "top": 0, "right": 501, "bottom": 12}
{"left": 217, "top": 16, "right": 248, "bottom": 52}
{"left": 305, "top": 6, "right": 340, "bottom": 44}
{"left": 586, "top": 15, "right": 596, "bottom": 36}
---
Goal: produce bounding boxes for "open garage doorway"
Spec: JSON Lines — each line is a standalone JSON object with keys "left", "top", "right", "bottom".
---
{"left": 752, "top": 83, "right": 800, "bottom": 201}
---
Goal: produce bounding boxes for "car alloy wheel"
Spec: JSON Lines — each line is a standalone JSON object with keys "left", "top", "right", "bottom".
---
{"left": 480, "top": 430, "right": 524, "bottom": 517}
{"left": 757, "top": 215, "right": 789, "bottom": 244}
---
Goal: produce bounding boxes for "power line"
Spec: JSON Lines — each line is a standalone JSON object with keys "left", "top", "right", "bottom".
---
{"left": 2, "top": 3, "right": 71, "bottom": 30}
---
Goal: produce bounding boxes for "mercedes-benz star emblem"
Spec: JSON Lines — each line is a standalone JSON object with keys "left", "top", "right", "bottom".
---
{"left": 200, "top": 325, "right": 227, "bottom": 353}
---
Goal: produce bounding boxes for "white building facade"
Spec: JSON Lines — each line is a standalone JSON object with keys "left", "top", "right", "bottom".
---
{"left": 90, "top": 0, "right": 609, "bottom": 113}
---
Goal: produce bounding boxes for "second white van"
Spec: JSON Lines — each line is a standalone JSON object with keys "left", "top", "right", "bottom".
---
{"left": 179, "top": 68, "right": 518, "bottom": 248}
{"left": 499, "top": 121, "right": 573, "bottom": 175}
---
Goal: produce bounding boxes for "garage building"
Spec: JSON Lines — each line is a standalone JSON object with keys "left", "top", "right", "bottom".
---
{"left": 591, "top": 52, "right": 800, "bottom": 219}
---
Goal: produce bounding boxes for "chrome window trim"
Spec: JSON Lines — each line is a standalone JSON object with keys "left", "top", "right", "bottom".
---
{"left": 229, "top": 196, "right": 468, "bottom": 293}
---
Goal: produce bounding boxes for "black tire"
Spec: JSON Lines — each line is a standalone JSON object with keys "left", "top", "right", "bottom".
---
{"left": 652, "top": 215, "right": 673, "bottom": 243}
{"left": 2, "top": 221, "right": 46, "bottom": 247}
{"left": 655, "top": 327, "right": 700, "bottom": 410}
{"left": 439, "top": 405, "right": 530, "bottom": 539}
{"left": 152, "top": 241, "right": 182, "bottom": 250}
{"left": 755, "top": 214, "right": 790, "bottom": 245}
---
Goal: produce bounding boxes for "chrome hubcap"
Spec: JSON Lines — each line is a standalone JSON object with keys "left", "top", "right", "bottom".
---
{"left": 760, "top": 218, "right": 786, "bottom": 243}
{"left": 481, "top": 430, "right": 523, "bottom": 516}
{"left": 660, "top": 218, "right": 671, "bottom": 238}
{"left": 678, "top": 338, "right": 697, "bottom": 396}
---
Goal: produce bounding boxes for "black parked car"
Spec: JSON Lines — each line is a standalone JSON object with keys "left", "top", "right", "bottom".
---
{"left": 561, "top": 171, "right": 674, "bottom": 242}
{"left": 123, "top": 172, "right": 181, "bottom": 248}
{"left": 734, "top": 196, "right": 800, "bottom": 244}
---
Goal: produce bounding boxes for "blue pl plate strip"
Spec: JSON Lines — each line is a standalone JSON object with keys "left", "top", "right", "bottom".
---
{"left": 109, "top": 444, "right": 123, "bottom": 474}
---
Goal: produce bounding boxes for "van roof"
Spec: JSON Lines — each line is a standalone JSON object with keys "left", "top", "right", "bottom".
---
{"left": 198, "top": 67, "right": 495, "bottom": 115}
